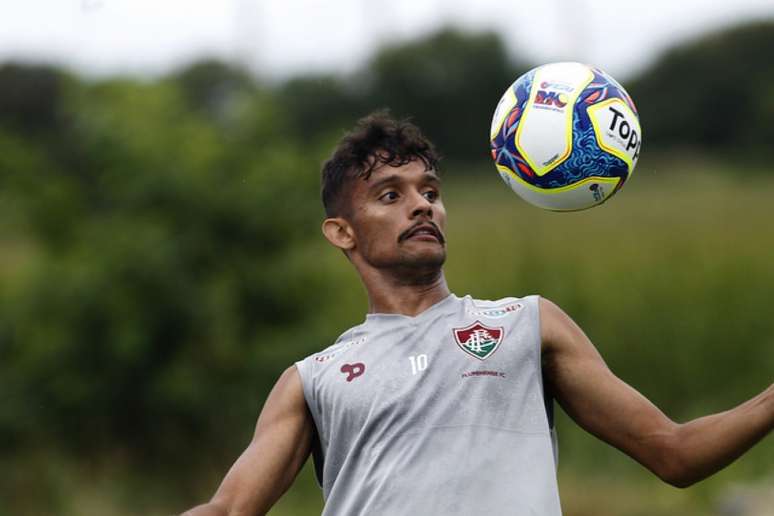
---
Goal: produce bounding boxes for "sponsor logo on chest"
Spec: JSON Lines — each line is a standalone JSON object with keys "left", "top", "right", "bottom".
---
{"left": 466, "top": 302, "right": 523, "bottom": 319}
{"left": 314, "top": 336, "right": 366, "bottom": 363}
{"left": 340, "top": 362, "right": 366, "bottom": 382}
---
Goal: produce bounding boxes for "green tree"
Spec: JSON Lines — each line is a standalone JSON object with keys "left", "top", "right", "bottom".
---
{"left": 628, "top": 20, "right": 774, "bottom": 158}
{"left": 0, "top": 71, "right": 323, "bottom": 469}
{"left": 365, "top": 28, "right": 525, "bottom": 164}
{"left": 0, "top": 63, "right": 64, "bottom": 136}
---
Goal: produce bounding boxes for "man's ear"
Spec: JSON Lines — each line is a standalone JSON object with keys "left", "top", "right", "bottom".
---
{"left": 322, "top": 217, "right": 356, "bottom": 251}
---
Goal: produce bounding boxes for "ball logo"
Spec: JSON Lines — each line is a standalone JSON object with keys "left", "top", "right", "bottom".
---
{"left": 340, "top": 362, "right": 366, "bottom": 382}
{"left": 589, "top": 183, "right": 605, "bottom": 202}
{"left": 534, "top": 90, "right": 568, "bottom": 108}
{"left": 540, "top": 81, "right": 574, "bottom": 92}
{"left": 608, "top": 106, "right": 640, "bottom": 160}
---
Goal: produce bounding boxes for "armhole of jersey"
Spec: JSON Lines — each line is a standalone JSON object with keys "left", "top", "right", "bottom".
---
{"left": 294, "top": 361, "right": 325, "bottom": 487}
{"left": 530, "top": 295, "right": 552, "bottom": 425}
{"left": 309, "top": 418, "right": 325, "bottom": 488}
{"left": 532, "top": 294, "right": 559, "bottom": 467}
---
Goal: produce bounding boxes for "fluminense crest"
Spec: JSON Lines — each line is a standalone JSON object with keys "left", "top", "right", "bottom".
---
{"left": 453, "top": 321, "right": 504, "bottom": 360}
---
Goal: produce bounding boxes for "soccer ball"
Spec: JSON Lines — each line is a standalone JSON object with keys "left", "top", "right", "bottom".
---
{"left": 490, "top": 62, "right": 641, "bottom": 211}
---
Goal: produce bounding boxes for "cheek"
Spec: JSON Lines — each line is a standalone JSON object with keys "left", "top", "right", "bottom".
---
{"left": 352, "top": 209, "right": 396, "bottom": 244}
{"left": 358, "top": 204, "right": 399, "bottom": 228}
{"left": 435, "top": 203, "right": 448, "bottom": 226}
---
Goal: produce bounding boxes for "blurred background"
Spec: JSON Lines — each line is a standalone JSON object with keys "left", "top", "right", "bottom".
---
{"left": 1, "top": 1, "right": 773, "bottom": 515}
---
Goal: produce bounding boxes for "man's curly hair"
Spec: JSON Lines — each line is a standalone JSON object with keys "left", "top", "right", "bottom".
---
{"left": 321, "top": 111, "right": 441, "bottom": 217}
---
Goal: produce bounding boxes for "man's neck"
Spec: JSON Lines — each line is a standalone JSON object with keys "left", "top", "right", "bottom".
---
{"left": 363, "top": 268, "right": 451, "bottom": 317}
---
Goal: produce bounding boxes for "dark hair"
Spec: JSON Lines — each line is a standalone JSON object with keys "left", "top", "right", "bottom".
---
{"left": 321, "top": 111, "right": 440, "bottom": 217}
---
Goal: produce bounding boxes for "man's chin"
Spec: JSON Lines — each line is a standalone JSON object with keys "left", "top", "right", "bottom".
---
{"left": 388, "top": 252, "right": 445, "bottom": 286}
{"left": 400, "top": 249, "right": 446, "bottom": 270}
{"left": 360, "top": 247, "right": 446, "bottom": 274}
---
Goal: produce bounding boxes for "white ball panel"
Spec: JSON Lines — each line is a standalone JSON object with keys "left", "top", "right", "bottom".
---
{"left": 515, "top": 62, "right": 594, "bottom": 177}
{"left": 497, "top": 165, "right": 621, "bottom": 211}
{"left": 490, "top": 86, "right": 517, "bottom": 141}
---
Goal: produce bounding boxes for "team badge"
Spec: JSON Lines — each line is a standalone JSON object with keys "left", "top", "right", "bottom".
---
{"left": 453, "top": 321, "right": 504, "bottom": 360}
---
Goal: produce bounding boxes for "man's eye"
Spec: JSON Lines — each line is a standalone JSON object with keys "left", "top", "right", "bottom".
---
{"left": 423, "top": 190, "right": 439, "bottom": 201}
{"left": 379, "top": 191, "right": 399, "bottom": 202}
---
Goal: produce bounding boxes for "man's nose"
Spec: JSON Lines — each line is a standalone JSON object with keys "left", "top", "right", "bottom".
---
{"left": 410, "top": 192, "right": 433, "bottom": 219}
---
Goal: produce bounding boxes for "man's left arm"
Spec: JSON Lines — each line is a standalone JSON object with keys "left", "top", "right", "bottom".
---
{"left": 539, "top": 297, "right": 774, "bottom": 488}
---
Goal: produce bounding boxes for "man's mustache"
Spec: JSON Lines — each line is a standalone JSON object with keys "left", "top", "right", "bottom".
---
{"left": 398, "top": 221, "right": 446, "bottom": 244}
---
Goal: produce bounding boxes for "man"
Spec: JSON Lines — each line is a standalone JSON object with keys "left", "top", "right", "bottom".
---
{"left": 184, "top": 113, "right": 773, "bottom": 515}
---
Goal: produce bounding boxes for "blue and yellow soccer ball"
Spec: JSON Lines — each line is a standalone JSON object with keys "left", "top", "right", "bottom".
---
{"left": 490, "top": 62, "right": 642, "bottom": 211}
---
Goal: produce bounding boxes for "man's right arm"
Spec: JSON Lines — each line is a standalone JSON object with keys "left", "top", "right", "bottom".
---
{"left": 539, "top": 297, "right": 773, "bottom": 487}
{"left": 183, "top": 365, "right": 315, "bottom": 516}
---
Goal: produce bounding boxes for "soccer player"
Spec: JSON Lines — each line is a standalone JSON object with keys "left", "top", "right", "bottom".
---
{"left": 183, "top": 114, "right": 773, "bottom": 516}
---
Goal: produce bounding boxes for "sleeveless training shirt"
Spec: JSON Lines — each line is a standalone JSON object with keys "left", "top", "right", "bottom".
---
{"left": 295, "top": 294, "right": 562, "bottom": 515}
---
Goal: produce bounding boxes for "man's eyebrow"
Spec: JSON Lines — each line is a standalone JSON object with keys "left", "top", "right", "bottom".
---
{"left": 368, "top": 172, "right": 441, "bottom": 192}
{"left": 368, "top": 174, "right": 401, "bottom": 192}
{"left": 423, "top": 172, "right": 442, "bottom": 184}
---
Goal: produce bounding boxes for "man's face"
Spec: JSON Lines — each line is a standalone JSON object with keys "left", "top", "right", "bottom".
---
{"left": 345, "top": 159, "right": 447, "bottom": 273}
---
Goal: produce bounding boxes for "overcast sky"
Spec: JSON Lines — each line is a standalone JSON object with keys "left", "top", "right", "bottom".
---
{"left": 1, "top": 0, "right": 772, "bottom": 81}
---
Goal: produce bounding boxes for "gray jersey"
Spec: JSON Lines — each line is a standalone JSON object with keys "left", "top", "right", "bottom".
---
{"left": 295, "top": 294, "right": 561, "bottom": 515}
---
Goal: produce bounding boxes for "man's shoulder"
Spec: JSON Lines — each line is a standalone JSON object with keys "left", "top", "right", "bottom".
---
{"left": 295, "top": 323, "right": 368, "bottom": 371}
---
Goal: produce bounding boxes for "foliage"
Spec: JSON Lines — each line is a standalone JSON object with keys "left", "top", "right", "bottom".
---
{"left": 364, "top": 28, "right": 524, "bottom": 163}
{"left": 0, "top": 69, "right": 322, "bottom": 467}
{"left": 627, "top": 20, "right": 774, "bottom": 159}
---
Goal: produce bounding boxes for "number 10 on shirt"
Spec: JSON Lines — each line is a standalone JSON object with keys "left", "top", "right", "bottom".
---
{"left": 409, "top": 354, "right": 429, "bottom": 375}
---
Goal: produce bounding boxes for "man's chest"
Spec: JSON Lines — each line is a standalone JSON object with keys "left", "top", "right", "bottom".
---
{"left": 314, "top": 312, "right": 544, "bottom": 435}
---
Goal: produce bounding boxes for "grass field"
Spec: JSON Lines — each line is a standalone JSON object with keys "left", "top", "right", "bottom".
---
{"left": 3, "top": 156, "right": 773, "bottom": 516}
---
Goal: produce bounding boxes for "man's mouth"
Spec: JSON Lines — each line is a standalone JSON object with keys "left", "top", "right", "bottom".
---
{"left": 399, "top": 223, "right": 445, "bottom": 244}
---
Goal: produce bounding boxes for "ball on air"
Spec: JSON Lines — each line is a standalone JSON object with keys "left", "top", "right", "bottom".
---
{"left": 490, "top": 62, "right": 642, "bottom": 211}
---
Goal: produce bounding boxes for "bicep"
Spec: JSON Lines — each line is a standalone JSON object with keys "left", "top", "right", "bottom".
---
{"left": 540, "top": 297, "right": 677, "bottom": 473}
{"left": 211, "top": 365, "right": 314, "bottom": 515}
